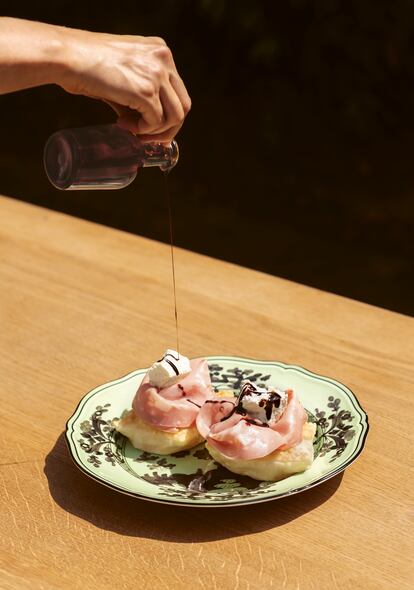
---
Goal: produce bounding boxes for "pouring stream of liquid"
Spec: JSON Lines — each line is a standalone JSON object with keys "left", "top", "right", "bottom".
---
{"left": 164, "top": 172, "right": 180, "bottom": 354}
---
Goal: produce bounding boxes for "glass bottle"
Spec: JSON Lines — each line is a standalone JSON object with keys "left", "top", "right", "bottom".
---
{"left": 44, "top": 124, "right": 179, "bottom": 190}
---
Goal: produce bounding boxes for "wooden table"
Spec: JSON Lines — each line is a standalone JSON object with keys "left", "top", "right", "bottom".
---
{"left": 0, "top": 194, "right": 413, "bottom": 590}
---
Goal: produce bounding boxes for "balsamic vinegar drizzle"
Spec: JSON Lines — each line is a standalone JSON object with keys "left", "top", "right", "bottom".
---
{"left": 187, "top": 399, "right": 202, "bottom": 408}
{"left": 178, "top": 384, "right": 187, "bottom": 396}
{"left": 157, "top": 351, "right": 180, "bottom": 362}
{"left": 202, "top": 395, "right": 270, "bottom": 427}
{"left": 157, "top": 351, "right": 180, "bottom": 377}
{"left": 206, "top": 381, "right": 283, "bottom": 428}
{"left": 186, "top": 382, "right": 282, "bottom": 429}
{"left": 218, "top": 399, "right": 270, "bottom": 428}
{"left": 239, "top": 381, "right": 282, "bottom": 422}
{"left": 164, "top": 172, "right": 180, "bottom": 354}
{"left": 259, "top": 390, "right": 282, "bottom": 421}
{"left": 205, "top": 399, "right": 236, "bottom": 405}
{"left": 165, "top": 358, "right": 180, "bottom": 375}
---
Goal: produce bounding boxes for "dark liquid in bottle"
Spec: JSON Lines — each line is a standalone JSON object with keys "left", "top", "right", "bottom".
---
{"left": 164, "top": 173, "right": 180, "bottom": 353}
{"left": 44, "top": 125, "right": 139, "bottom": 190}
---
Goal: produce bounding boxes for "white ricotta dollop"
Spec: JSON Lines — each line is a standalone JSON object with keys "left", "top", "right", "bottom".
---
{"left": 147, "top": 349, "right": 191, "bottom": 388}
{"left": 239, "top": 381, "right": 288, "bottom": 426}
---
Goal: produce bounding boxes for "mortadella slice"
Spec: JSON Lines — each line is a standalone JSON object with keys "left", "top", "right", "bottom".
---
{"left": 275, "top": 390, "right": 307, "bottom": 450}
{"left": 133, "top": 358, "right": 213, "bottom": 431}
{"left": 195, "top": 397, "right": 237, "bottom": 438}
{"left": 196, "top": 391, "right": 307, "bottom": 460}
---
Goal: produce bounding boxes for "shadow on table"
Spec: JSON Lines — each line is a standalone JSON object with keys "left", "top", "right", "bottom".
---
{"left": 45, "top": 432, "right": 343, "bottom": 542}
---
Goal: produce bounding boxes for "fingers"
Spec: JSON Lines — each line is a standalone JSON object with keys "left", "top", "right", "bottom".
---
{"left": 133, "top": 88, "right": 164, "bottom": 132}
{"left": 169, "top": 74, "right": 192, "bottom": 117}
{"left": 100, "top": 47, "right": 192, "bottom": 143}
{"left": 133, "top": 47, "right": 191, "bottom": 140}
{"left": 136, "top": 81, "right": 188, "bottom": 141}
{"left": 137, "top": 129, "right": 182, "bottom": 144}
{"left": 106, "top": 94, "right": 166, "bottom": 137}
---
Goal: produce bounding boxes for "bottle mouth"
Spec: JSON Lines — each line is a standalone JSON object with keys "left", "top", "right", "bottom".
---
{"left": 161, "top": 140, "right": 179, "bottom": 172}
{"left": 140, "top": 139, "right": 180, "bottom": 172}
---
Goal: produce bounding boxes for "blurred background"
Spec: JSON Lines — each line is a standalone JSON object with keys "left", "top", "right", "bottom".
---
{"left": 1, "top": 1, "right": 413, "bottom": 316}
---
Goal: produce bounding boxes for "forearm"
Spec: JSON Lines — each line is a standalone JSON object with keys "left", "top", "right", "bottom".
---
{"left": 0, "top": 17, "right": 69, "bottom": 93}
{"left": 0, "top": 18, "right": 191, "bottom": 141}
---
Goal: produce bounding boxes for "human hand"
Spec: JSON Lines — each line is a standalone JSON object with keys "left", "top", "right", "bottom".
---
{"left": 59, "top": 29, "right": 191, "bottom": 142}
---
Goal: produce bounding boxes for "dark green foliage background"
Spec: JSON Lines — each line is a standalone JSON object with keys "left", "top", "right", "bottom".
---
{"left": 1, "top": 1, "right": 413, "bottom": 314}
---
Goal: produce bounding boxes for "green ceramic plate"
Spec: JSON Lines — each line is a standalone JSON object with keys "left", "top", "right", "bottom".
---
{"left": 66, "top": 356, "right": 369, "bottom": 507}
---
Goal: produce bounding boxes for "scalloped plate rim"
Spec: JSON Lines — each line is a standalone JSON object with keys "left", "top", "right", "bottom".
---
{"left": 65, "top": 355, "right": 370, "bottom": 507}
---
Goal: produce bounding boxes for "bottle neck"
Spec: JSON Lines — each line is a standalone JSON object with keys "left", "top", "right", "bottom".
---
{"left": 139, "top": 141, "right": 179, "bottom": 172}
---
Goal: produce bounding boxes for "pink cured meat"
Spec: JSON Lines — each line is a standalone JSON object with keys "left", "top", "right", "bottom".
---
{"left": 133, "top": 358, "right": 213, "bottom": 431}
{"left": 196, "top": 390, "right": 307, "bottom": 460}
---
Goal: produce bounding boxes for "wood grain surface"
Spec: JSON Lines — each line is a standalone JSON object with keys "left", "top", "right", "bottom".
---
{"left": 0, "top": 194, "right": 413, "bottom": 590}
